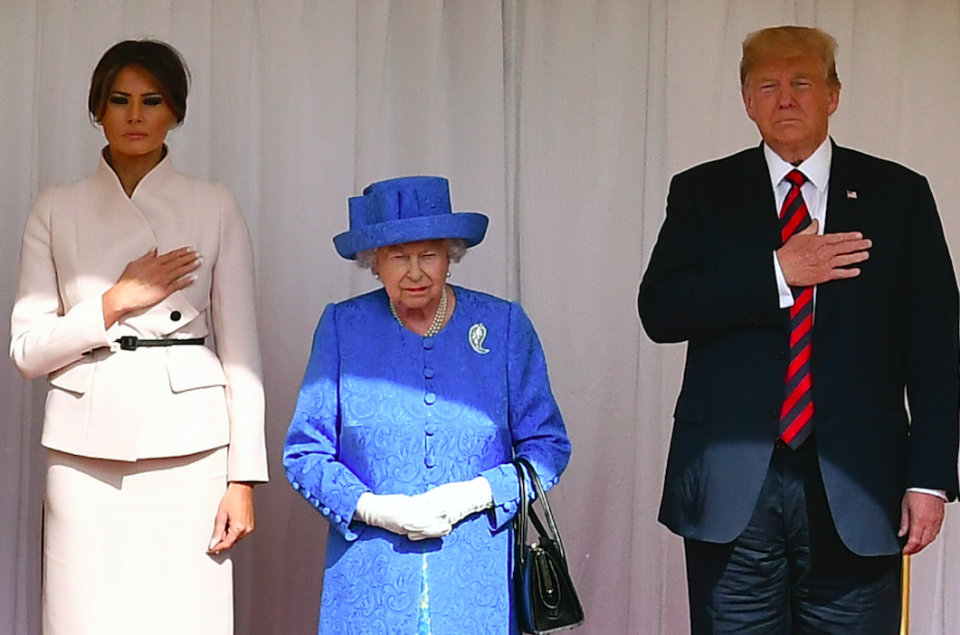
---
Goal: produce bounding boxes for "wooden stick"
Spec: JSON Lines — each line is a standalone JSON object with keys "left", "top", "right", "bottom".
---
{"left": 900, "top": 554, "right": 911, "bottom": 635}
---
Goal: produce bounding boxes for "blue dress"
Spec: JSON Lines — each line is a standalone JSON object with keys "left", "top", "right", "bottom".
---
{"left": 284, "top": 286, "right": 571, "bottom": 634}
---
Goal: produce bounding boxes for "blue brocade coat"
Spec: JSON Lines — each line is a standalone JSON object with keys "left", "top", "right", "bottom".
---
{"left": 284, "top": 286, "right": 572, "bottom": 635}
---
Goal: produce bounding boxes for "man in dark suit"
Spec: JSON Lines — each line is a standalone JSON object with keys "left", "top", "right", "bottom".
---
{"left": 638, "top": 25, "right": 959, "bottom": 634}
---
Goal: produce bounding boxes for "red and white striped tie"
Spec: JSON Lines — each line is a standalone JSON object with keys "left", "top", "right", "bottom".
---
{"left": 779, "top": 169, "right": 814, "bottom": 448}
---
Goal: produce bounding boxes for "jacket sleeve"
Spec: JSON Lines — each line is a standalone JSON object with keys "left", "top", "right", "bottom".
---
{"left": 209, "top": 186, "right": 268, "bottom": 482}
{"left": 283, "top": 304, "right": 372, "bottom": 541}
{"left": 481, "top": 302, "right": 572, "bottom": 531}
{"left": 10, "top": 189, "right": 111, "bottom": 378}
{"left": 901, "top": 175, "right": 960, "bottom": 499}
{"left": 638, "top": 170, "right": 781, "bottom": 344}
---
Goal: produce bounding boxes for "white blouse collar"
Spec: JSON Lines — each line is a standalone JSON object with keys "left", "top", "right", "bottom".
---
{"left": 95, "top": 144, "right": 176, "bottom": 199}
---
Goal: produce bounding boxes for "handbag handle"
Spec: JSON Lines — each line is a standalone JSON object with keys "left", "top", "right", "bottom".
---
{"left": 514, "top": 460, "right": 529, "bottom": 568}
{"left": 513, "top": 457, "right": 567, "bottom": 563}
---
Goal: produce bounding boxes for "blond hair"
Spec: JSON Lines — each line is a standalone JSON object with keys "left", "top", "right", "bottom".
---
{"left": 740, "top": 26, "right": 840, "bottom": 89}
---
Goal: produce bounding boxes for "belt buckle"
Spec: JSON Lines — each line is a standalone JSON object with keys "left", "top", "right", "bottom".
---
{"left": 117, "top": 336, "right": 139, "bottom": 351}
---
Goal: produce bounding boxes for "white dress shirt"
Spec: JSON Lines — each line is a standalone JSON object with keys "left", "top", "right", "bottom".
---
{"left": 770, "top": 139, "right": 831, "bottom": 308}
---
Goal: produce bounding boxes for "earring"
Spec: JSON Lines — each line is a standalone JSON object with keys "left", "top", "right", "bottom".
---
{"left": 374, "top": 273, "right": 380, "bottom": 280}
{"left": 446, "top": 271, "right": 451, "bottom": 278}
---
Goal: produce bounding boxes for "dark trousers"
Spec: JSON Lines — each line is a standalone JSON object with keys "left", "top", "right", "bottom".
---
{"left": 684, "top": 439, "right": 902, "bottom": 635}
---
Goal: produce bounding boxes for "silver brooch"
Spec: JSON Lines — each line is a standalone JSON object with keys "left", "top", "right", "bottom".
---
{"left": 469, "top": 323, "right": 490, "bottom": 354}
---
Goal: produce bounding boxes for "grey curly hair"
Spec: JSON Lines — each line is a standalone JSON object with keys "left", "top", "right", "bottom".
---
{"left": 356, "top": 238, "right": 468, "bottom": 274}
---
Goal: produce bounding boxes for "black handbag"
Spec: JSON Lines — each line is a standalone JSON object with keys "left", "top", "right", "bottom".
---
{"left": 512, "top": 457, "right": 584, "bottom": 634}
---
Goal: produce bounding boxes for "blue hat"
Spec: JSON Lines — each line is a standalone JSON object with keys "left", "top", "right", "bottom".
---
{"left": 333, "top": 176, "right": 489, "bottom": 259}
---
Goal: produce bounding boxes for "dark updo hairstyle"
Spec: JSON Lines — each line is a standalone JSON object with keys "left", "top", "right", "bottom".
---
{"left": 88, "top": 39, "right": 190, "bottom": 124}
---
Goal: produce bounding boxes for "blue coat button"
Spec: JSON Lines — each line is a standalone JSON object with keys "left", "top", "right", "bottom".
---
{"left": 425, "top": 454, "right": 437, "bottom": 468}
{"left": 425, "top": 424, "right": 437, "bottom": 435}
{"left": 424, "top": 367, "right": 436, "bottom": 379}
{"left": 425, "top": 392, "right": 436, "bottom": 405}
{"left": 423, "top": 337, "right": 434, "bottom": 350}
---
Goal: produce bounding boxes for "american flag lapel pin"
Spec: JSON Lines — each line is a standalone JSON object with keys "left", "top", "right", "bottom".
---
{"left": 846, "top": 190, "right": 857, "bottom": 199}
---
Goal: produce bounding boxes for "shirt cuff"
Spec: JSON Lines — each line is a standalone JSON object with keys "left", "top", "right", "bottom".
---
{"left": 906, "top": 487, "right": 948, "bottom": 502}
{"left": 773, "top": 251, "right": 794, "bottom": 309}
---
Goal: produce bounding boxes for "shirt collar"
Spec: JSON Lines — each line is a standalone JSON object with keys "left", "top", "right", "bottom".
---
{"left": 96, "top": 144, "right": 176, "bottom": 199}
{"left": 763, "top": 137, "right": 832, "bottom": 191}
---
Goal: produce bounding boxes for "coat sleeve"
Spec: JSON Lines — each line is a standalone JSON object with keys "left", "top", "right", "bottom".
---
{"left": 209, "top": 186, "right": 267, "bottom": 482}
{"left": 901, "top": 175, "right": 960, "bottom": 499}
{"left": 481, "top": 302, "right": 572, "bottom": 531}
{"left": 283, "top": 304, "right": 372, "bottom": 541}
{"left": 10, "top": 188, "right": 112, "bottom": 379}
{"left": 638, "top": 170, "right": 781, "bottom": 344}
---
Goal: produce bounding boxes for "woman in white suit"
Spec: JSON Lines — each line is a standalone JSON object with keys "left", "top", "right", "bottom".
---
{"left": 9, "top": 40, "right": 267, "bottom": 635}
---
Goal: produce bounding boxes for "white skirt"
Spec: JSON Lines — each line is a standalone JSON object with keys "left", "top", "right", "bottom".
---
{"left": 43, "top": 447, "right": 232, "bottom": 635}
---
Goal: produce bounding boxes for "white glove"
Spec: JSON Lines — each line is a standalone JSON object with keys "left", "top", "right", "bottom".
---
{"left": 354, "top": 493, "right": 452, "bottom": 539}
{"left": 415, "top": 477, "right": 494, "bottom": 528}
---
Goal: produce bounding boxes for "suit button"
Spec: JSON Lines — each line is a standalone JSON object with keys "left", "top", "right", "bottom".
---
{"left": 170, "top": 311, "right": 182, "bottom": 322}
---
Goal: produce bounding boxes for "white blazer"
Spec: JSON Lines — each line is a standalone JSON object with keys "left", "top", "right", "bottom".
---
{"left": 10, "top": 150, "right": 267, "bottom": 482}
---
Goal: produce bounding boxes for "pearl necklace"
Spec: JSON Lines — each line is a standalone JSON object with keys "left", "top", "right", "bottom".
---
{"left": 390, "top": 284, "right": 448, "bottom": 337}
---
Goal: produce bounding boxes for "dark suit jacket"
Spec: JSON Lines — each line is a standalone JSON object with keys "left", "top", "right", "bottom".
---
{"left": 638, "top": 141, "right": 959, "bottom": 556}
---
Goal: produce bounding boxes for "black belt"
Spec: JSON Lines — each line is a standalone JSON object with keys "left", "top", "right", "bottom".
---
{"left": 115, "top": 336, "right": 206, "bottom": 351}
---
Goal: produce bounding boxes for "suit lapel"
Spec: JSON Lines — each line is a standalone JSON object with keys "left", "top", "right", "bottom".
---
{"left": 815, "top": 143, "right": 863, "bottom": 334}
{"left": 736, "top": 144, "right": 783, "bottom": 252}
{"left": 67, "top": 160, "right": 157, "bottom": 304}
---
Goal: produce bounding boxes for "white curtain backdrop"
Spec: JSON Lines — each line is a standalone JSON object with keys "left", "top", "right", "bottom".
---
{"left": 2, "top": 1, "right": 959, "bottom": 634}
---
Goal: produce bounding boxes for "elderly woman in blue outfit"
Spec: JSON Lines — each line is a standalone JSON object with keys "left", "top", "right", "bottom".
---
{"left": 283, "top": 176, "right": 572, "bottom": 634}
